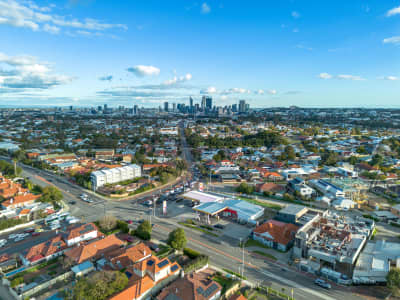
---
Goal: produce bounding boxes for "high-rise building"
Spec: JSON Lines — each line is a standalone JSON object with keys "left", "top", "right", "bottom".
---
{"left": 239, "top": 100, "right": 246, "bottom": 113}
{"left": 104, "top": 104, "right": 108, "bottom": 111}
{"left": 189, "top": 97, "right": 194, "bottom": 109}
{"left": 164, "top": 101, "right": 169, "bottom": 112}
{"left": 232, "top": 104, "right": 237, "bottom": 112}
{"left": 201, "top": 96, "right": 206, "bottom": 111}
{"left": 205, "top": 96, "right": 212, "bottom": 110}
{"left": 134, "top": 105, "right": 138, "bottom": 115}
{"left": 172, "top": 103, "right": 176, "bottom": 112}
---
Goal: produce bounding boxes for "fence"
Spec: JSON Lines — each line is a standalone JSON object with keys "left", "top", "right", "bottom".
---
{"left": 21, "top": 271, "right": 73, "bottom": 299}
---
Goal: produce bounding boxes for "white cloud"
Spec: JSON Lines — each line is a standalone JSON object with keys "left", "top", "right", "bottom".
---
{"left": 163, "top": 73, "right": 192, "bottom": 85}
{"left": 386, "top": 6, "right": 400, "bottom": 17}
{"left": 127, "top": 65, "right": 160, "bottom": 77}
{"left": 296, "top": 44, "right": 313, "bottom": 51}
{"left": 337, "top": 74, "right": 365, "bottom": 81}
{"left": 200, "top": 86, "right": 217, "bottom": 94}
{"left": 319, "top": 72, "right": 332, "bottom": 79}
{"left": 0, "top": 52, "right": 73, "bottom": 91}
{"left": 267, "top": 89, "right": 277, "bottom": 95}
{"left": 254, "top": 89, "right": 264, "bottom": 95}
{"left": 291, "top": 11, "right": 300, "bottom": 18}
{"left": 292, "top": 28, "right": 299, "bottom": 33}
{"left": 222, "top": 87, "right": 251, "bottom": 95}
{"left": 318, "top": 73, "right": 365, "bottom": 81}
{"left": 0, "top": 0, "right": 127, "bottom": 36}
{"left": 379, "top": 76, "right": 398, "bottom": 81}
{"left": 201, "top": 2, "right": 211, "bottom": 14}
{"left": 383, "top": 36, "right": 400, "bottom": 45}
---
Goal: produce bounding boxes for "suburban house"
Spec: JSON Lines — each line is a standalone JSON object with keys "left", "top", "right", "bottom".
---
{"left": 24, "top": 235, "right": 67, "bottom": 265}
{"left": 110, "top": 255, "right": 181, "bottom": 300}
{"left": 63, "top": 223, "right": 99, "bottom": 247}
{"left": 157, "top": 268, "right": 222, "bottom": 300}
{"left": 256, "top": 182, "right": 285, "bottom": 194}
{"left": 64, "top": 234, "right": 125, "bottom": 264}
{"left": 252, "top": 220, "right": 299, "bottom": 251}
{"left": 2, "top": 193, "right": 41, "bottom": 210}
{"left": 106, "top": 243, "right": 152, "bottom": 270}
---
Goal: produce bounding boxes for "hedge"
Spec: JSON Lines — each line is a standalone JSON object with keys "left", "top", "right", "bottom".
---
{"left": 183, "top": 255, "right": 209, "bottom": 273}
{"left": 183, "top": 248, "right": 201, "bottom": 259}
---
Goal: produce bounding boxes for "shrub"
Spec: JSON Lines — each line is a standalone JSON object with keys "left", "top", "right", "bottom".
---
{"left": 183, "top": 255, "right": 209, "bottom": 273}
{"left": 11, "top": 276, "right": 24, "bottom": 288}
{"left": 183, "top": 248, "right": 200, "bottom": 259}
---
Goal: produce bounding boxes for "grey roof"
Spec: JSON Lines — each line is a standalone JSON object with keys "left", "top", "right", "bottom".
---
{"left": 279, "top": 204, "right": 307, "bottom": 216}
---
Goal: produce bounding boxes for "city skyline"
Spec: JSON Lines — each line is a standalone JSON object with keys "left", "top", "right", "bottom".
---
{"left": 0, "top": 0, "right": 400, "bottom": 108}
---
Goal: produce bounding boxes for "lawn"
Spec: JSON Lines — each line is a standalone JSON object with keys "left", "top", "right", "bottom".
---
{"left": 237, "top": 196, "right": 283, "bottom": 210}
{"left": 245, "top": 238, "right": 271, "bottom": 249}
{"left": 178, "top": 222, "right": 219, "bottom": 237}
{"left": 213, "top": 274, "right": 235, "bottom": 294}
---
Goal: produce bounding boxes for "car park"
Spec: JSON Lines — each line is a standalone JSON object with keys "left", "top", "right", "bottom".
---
{"left": 314, "top": 279, "right": 331, "bottom": 289}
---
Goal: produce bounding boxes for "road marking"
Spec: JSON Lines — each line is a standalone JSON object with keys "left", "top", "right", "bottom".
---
{"left": 155, "top": 223, "right": 336, "bottom": 300}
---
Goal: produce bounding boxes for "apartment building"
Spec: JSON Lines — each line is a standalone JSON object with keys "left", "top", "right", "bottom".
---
{"left": 91, "top": 164, "right": 141, "bottom": 189}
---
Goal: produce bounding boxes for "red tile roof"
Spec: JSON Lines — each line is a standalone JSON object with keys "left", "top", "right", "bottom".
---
{"left": 253, "top": 220, "right": 298, "bottom": 246}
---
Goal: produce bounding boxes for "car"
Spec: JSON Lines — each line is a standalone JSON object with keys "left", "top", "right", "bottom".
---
{"left": 14, "top": 237, "right": 24, "bottom": 242}
{"left": 148, "top": 242, "right": 160, "bottom": 252}
{"left": 123, "top": 236, "right": 135, "bottom": 243}
{"left": 314, "top": 279, "right": 331, "bottom": 289}
{"left": 32, "top": 232, "right": 40, "bottom": 237}
{"left": 24, "top": 228, "right": 35, "bottom": 233}
{"left": 8, "top": 233, "right": 17, "bottom": 239}
{"left": 214, "top": 224, "right": 225, "bottom": 229}
{"left": 69, "top": 201, "right": 76, "bottom": 205}
{"left": 127, "top": 220, "right": 133, "bottom": 224}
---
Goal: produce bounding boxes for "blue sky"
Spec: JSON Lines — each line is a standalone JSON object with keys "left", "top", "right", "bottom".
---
{"left": 0, "top": 0, "right": 399, "bottom": 108}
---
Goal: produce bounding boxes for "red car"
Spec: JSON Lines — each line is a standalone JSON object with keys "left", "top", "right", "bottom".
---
{"left": 31, "top": 232, "right": 40, "bottom": 237}
{"left": 127, "top": 220, "right": 133, "bottom": 224}
{"left": 24, "top": 228, "right": 35, "bottom": 233}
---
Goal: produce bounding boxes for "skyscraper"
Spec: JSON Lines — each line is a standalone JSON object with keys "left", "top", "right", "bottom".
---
{"left": 201, "top": 96, "right": 206, "bottom": 111}
{"left": 189, "top": 97, "right": 193, "bottom": 109}
{"left": 205, "top": 96, "right": 212, "bottom": 110}
{"left": 239, "top": 100, "right": 246, "bottom": 113}
{"left": 164, "top": 102, "right": 169, "bottom": 112}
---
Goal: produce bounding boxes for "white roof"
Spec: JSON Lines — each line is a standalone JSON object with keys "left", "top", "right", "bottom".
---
{"left": 182, "top": 191, "right": 224, "bottom": 203}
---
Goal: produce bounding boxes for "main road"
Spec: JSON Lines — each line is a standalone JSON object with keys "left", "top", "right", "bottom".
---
{"left": 0, "top": 156, "right": 363, "bottom": 300}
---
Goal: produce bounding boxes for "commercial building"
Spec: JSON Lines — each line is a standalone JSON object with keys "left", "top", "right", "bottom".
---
{"left": 91, "top": 164, "right": 141, "bottom": 189}
{"left": 353, "top": 240, "right": 400, "bottom": 284}
{"left": 252, "top": 220, "right": 299, "bottom": 251}
{"left": 293, "top": 211, "right": 375, "bottom": 274}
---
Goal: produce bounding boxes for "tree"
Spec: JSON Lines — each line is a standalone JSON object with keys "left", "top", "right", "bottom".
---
{"left": 134, "top": 220, "right": 152, "bottom": 240}
{"left": 38, "top": 186, "right": 63, "bottom": 205}
{"left": 167, "top": 228, "right": 187, "bottom": 250}
{"left": 236, "top": 183, "right": 254, "bottom": 195}
{"left": 387, "top": 268, "right": 400, "bottom": 295}
{"left": 283, "top": 145, "right": 296, "bottom": 160}
{"left": 370, "top": 154, "right": 383, "bottom": 167}
{"left": 99, "top": 215, "right": 117, "bottom": 232}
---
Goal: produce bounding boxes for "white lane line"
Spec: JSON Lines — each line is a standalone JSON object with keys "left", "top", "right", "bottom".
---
{"left": 257, "top": 269, "right": 336, "bottom": 300}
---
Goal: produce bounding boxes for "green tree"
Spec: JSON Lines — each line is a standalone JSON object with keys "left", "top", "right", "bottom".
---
{"left": 370, "top": 154, "right": 383, "bottom": 167}
{"left": 38, "top": 186, "right": 63, "bottom": 205}
{"left": 167, "top": 228, "right": 187, "bottom": 250}
{"left": 387, "top": 268, "right": 400, "bottom": 295}
{"left": 134, "top": 220, "right": 152, "bottom": 240}
{"left": 236, "top": 183, "right": 254, "bottom": 195}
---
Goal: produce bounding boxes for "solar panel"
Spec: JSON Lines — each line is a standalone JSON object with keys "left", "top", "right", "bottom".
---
{"left": 203, "top": 284, "right": 219, "bottom": 297}
{"left": 147, "top": 260, "right": 154, "bottom": 266}
{"left": 157, "top": 259, "right": 169, "bottom": 268}
{"left": 196, "top": 287, "right": 204, "bottom": 295}
{"left": 171, "top": 265, "right": 178, "bottom": 272}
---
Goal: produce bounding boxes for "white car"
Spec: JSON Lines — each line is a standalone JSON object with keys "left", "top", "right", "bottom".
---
{"left": 14, "top": 237, "right": 24, "bottom": 242}
{"left": 8, "top": 233, "right": 17, "bottom": 239}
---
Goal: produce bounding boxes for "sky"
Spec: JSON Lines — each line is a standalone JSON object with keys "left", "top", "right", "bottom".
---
{"left": 0, "top": 0, "right": 399, "bottom": 108}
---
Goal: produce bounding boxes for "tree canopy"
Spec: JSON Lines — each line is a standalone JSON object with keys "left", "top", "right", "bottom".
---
{"left": 134, "top": 220, "right": 152, "bottom": 240}
{"left": 167, "top": 228, "right": 187, "bottom": 250}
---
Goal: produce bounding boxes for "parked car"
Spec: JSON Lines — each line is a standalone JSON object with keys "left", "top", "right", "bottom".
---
{"left": 127, "top": 220, "right": 133, "bottom": 224}
{"left": 148, "top": 242, "right": 160, "bottom": 252}
{"left": 24, "top": 228, "right": 35, "bottom": 233}
{"left": 214, "top": 224, "right": 225, "bottom": 229}
{"left": 31, "top": 232, "right": 40, "bottom": 237}
{"left": 314, "top": 279, "right": 331, "bottom": 289}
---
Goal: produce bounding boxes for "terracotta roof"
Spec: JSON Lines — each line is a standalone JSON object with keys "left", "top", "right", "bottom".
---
{"left": 25, "top": 235, "right": 67, "bottom": 262}
{"left": 66, "top": 223, "right": 98, "bottom": 242}
{"left": 256, "top": 182, "right": 284, "bottom": 193}
{"left": 64, "top": 234, "right": 124, "bottom": 264}
{"left": 111, "top": 256, "right": 181, "bottom": 300}
{"left": 253, "top": 220, "right": 299, "bottom": 246}
{"left": 108, "top": 243, "right": 152, "bottom": 270}
{"left": 2, "top": 193, "right": 41, "bottom": 208}
{"left": 157, "top": 270, "right": 222, "bottom": 300}
{"left": 228, "top": 295, "right": 248, "bottom": 300}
